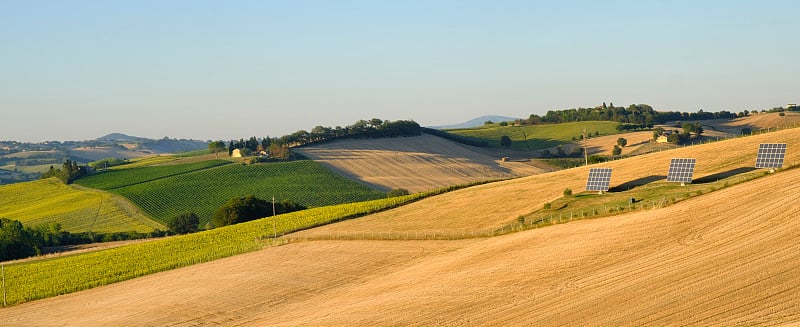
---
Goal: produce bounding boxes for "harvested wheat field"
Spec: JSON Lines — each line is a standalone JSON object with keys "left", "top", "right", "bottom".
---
{"left": 700, "top": 112, "right": 800, "bottom": 134}
{"left": 294, "top": 133, "right": 548, "bottom": 192}
{"left": 4, "top": 163, "right": 800, "bottom": 326}
{"left": 297, "top": 128, "right": 800, "bottom": 237}
{"left": 556, "top": 131, "right": 655, "bottom": 156}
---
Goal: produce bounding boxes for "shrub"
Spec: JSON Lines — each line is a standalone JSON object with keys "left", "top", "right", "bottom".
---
{"left": 168, "top": 212, "right": 200, "bottom": 234}
{"left": 543, "top": 202, "right": 551, "bottom": 209}
{"left": 563, "top": 188, "right": 572, "bottom": 196}
{"left": 387, "top": 188, "right": 410, "bottom": 198}
{"left": 211, "top": 195, "right": 306, "bottom": 228}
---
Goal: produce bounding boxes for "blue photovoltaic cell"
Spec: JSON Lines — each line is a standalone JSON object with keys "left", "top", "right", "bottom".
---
{"left": 585, "top": 168, "right": 612, "bottom": 191}
{"left": 755, "top": 143, "right": 787, "bottom": 168}
{"left": 666, "top": 158, "right": 696, "bottom": 183}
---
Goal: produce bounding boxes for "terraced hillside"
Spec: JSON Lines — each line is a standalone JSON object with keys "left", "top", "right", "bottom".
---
{"left": 295, "top": 134, "right": 549, "bottom": 192}
{"left": 0, "top": 178, "right": 162, "bottom": 233}
{"left": 4, "top": 144, "right": 799, "bottom": 325}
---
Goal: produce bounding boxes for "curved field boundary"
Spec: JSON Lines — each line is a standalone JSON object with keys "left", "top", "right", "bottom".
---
{"left": 0, "top": 178, "right": 164, "bottom": 233}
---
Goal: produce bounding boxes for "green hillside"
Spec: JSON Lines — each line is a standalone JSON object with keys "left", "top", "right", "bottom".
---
{"left": 102, "top": 160, "right": 386, "bottom": 226}
{"left": 0, "top": 178, "right": 163, "bottom": 233}
{"left": 446, "top": 121, "right": 621, "bottom": 150}
{"left": 77, "top": 160, "right": 231, "bottom": 189}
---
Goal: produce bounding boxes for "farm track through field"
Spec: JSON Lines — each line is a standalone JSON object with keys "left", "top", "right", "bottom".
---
{"left": 4, "top": 166, "right": 799, "bottom": 325}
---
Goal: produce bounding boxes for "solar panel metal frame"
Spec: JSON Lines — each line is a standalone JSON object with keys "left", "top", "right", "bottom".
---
{"left": 666, "top": 158, "right": 696, "bottom": 184}
{"left": 755, "top": 143, "right": 787, "bottom": 169}
{"left": 585, "top": 168, "right": 612, "bottom": 192}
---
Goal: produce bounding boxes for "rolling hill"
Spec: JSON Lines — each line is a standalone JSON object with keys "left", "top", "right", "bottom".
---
{"left": 3, "top": 133, "right": 799, "bottom": 325}
{"left": 295, "top": 134, "right": 550, "bottom": 193}
{"left": 0, "top": 178, "right": 163, "bottom": 233}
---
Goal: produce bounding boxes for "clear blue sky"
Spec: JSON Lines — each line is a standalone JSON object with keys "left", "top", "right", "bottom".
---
{"left": 2, "top": 0, "right": 798, "bottom": 142}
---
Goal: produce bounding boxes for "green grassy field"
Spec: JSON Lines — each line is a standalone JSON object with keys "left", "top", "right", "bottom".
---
{"left": 446, "top": 121, "right": 621, "bottom": 150}
{"left": 76, "top": 160, "right": 232, "bottom": 190}
{"left": 0, "top": 179, "right": 164, "bottom": 233}
{"left": 1, "top": 193, "right": 426, "bottom": 306}
{"left": 103, "top": 160, "right": 387, "bottom": 226}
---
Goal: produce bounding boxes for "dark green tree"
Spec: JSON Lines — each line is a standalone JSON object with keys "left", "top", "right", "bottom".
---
{"left": 500, "top": 135, "right": 512, "bottom": 148}
{"left": 208, "top": 141, "right": 226, "bottom": 159}
{"left": 211, "top": 195, "right": 306, "bottom": 228}
{"left": 0, "top": 218, "right": 39, "bottom": 261}
{"left": 617, "top": 137, "right": 628, "bottom": 147}
{"left": 612, "top": 145, "right": 622, "bottom": 156}
{"left": 168, "top": 212, "right": 200, "bottom": 234}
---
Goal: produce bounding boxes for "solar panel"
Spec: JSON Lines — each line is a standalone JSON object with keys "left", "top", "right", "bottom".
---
{"left": 666, "top": 158, "right": 696, "bottom": 184}
{"left": 755, "top": 143, "right": 787, "bottom": 169}
{"left": 585, "top": 168, "right": 612, "bottom": 192}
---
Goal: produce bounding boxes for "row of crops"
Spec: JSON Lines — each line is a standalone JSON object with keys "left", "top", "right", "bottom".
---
{"left": 2, "top": 194, "right": 426, "bottom": 305}
{"left": 105, "top": 160, "right": 387, "bottom": 226}
{"left": 76, "top": 159, "right": 231, "bottom": 190}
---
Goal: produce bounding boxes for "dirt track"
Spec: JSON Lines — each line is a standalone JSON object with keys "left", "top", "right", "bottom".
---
{"left": 4, "top": 163, "right": 799, "bottom": 326}
{"left": 295, "top": 134, "right": 548, "bottom": 192}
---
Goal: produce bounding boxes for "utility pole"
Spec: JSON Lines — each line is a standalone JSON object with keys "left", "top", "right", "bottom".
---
{"left": 583, "top": 128, "right": 588, "bottom": 166}
{"left": 272, "top": 195, "right": 277, "bottom": 239}
{"left": 2, "top": 262, "right": 6, "bottom": 307}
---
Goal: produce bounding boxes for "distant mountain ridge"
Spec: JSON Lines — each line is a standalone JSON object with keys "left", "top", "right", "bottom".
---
{"left": 96, "top": 133, "right": 145, "bottom": 142}
{"left": 429, "top": 115, "right": 521, "bottom": 130}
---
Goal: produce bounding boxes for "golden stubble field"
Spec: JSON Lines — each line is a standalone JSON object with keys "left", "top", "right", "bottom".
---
{"left": 294, "top": 133, "right": 549, "bottom": 192}
{"left": 3, "top": 128, "right": 799, "bottom": 326}
{"left": 4, "top": 151, "right": 799, "bottom": 326}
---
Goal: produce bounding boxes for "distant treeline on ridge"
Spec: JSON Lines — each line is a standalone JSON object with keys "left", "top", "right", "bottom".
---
{"left": 516, "top": 103, "right": 751, "bottom": 127}
{"left": 227, "top": 119, "right": 421, "bottom": 153}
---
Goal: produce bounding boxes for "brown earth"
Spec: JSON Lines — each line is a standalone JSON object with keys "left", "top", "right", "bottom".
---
{"left": 295, "top": 134, "right": 550, "bottom": 192}
{"left": 4, "top": 159, "right": 799, "bottom": 326}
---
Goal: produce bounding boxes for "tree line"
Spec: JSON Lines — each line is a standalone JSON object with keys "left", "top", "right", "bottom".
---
{"left": 40, "top": 159, "right": 89, "bottom": 183}
{"left": 515, "top": 103, "right": 749, "bottom": 127}
{"left": 0, "top": 218, "right": 166, "bottom": 261}
{"left": 219, "top": 119, "right": 421, "bottom": 158}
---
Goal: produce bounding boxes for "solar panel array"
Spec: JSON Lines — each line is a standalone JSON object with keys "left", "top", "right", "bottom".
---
{"left": 666, "top": 158, "right": 696, "bottom": 184}
{"left": 585, "top": 168, "right": 612, "bottom": 192}
{"left": 755, "top": 143, "right": 787, "bottom": 168}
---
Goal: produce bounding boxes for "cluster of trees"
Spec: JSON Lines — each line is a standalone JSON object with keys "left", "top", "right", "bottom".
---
{"left": 210, "top": 195, "right": 306, "bottom": 228}
{"left": 0, "top": 218, "right": 165, "bottom": 261}
{"left": 517, "top": 103, "right": 660, "bottom": 126}
{"left": 281, "top": 119, "right": 421, "bottom": 147}
{"left": 40, "top": 159, "right": 89, "bottom": 183}
{"left": 651, "top": 122, "right": 704, "bottom": 144}
{"left": 220, "top": 119, "right": 420, "bottom": 160}
{"left": 515, "top": 103, "right": 759, "bottom": 127}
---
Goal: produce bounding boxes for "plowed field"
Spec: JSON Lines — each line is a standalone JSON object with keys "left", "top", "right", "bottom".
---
{"left": 294, "top": 134, "right": 549, "bottom": 192}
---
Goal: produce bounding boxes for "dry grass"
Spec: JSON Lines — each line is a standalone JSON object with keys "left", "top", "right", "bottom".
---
{"left": 295, "top": 134, "right": 548, "bottom": 192}
{"left": 296, "top": 128, "right": 800, "bottom": 236}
